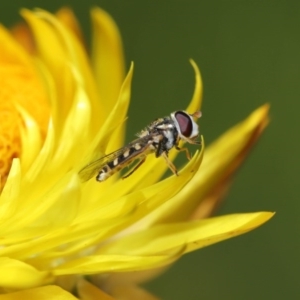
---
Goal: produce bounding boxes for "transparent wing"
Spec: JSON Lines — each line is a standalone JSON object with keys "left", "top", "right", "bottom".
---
{"left": 78, "top": 137, "right": 151, "bottom": 182}
{"left": 78, "top": 148, "right": 128, "bottom": 182}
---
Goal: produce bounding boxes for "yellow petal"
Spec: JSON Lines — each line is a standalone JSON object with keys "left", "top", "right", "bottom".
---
{"left": 0, "top": 174, "right": 80, "bottom": 246}
{"left": 0, "top": 258, "right": 53, "bottom": 289}
{"left": 183, "top": 212, "right": 274, "bottom": 254}
{"left": 100, "top": 267, "right": 168, "bottom": 288}
{"left": 15, "top": 151, "right": 202, "bottom": 261}
{"left": 29, "top": 174, "right": 81, "bottom": 228}
{"left": 0, "top": 24, "right": 33, "bottom": 66}
{"left": 110, "top": 285, "right": 160, "bottom": 300}
{"left": 0, "top": 76, "right": 91, "bottom": 235}
{"left": 50, "top": 77, "right": 91, "bottom": 173}
{"left": 53, "top": 251, "right": 181, "bottom": 275}
{"left": 21, "top": 9, "right": 101, "bottom": 135}
{"left": 56, "top": 7, "right": 85, "bottom": 48}
{"left": 87, "top": 62, "right": 133, "bottom": 159}
{"left": 77, "top": 138, "right": 203, "bottom": 224}
{"left": 78, "top": 62, "right": 133, "bottom": 190}
{"left": 77, "top": 278, "right": 115, "bottom": 300}
{"left": 0, "top": 286, "right": 77, "bottom": 300}
{"left": 97, "top": 212, "right": 274, "bottom": 256}
{"left": 91, "top": 7, "right": 125, "bottom": 114}
{"left": 31, "top": 150, "right": 203, "bottom": 263}
{"left": 22, "top": 118, "right": 55, "bottom": 184}
{"left": 189, "top": 104, "right": 270, "bottom": 220}
{"left": 10, "top": 22, "right": 35, "bottom": 54}
{"left": 0, "top": 159, "right": 21, "bottom": 222}
{"left": 20, "top": 9, "right": 75, "bottom": 130}
{"left": 186, "top": 59, "right": 203, "bottom": 113}
{"left": 16, "top": 105, "right": 43, "bottom": 173}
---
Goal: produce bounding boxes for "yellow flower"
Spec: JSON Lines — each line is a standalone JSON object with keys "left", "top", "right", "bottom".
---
{"left": 0, "top": 7, "right": 273, "bottom": 300}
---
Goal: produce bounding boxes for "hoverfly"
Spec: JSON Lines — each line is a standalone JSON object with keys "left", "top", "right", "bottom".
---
{"left": 79, "top": 110, "right": 201, "bottom": 182}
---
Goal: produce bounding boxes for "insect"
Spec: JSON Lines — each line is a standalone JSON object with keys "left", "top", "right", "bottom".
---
{"left": 79, "top": 110, "right": 202, "bottom": 182}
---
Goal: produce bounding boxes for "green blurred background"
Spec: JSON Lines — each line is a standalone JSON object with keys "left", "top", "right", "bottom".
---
{"left": 1, "top": 1, "right": 299, "bottom": 299}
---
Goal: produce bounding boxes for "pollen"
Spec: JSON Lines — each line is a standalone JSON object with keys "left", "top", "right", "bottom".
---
{"left": 0, "top": 64, "right": 50, "bottom": 190}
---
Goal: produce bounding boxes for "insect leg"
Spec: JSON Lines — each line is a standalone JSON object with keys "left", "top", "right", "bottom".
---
{"left": 122, "top": 156, "right": 146, "bottom": 179}
{"left": 161, "top": 152, "right": 178, "bottom": 176}
{"left": 175, "top": 145, "right": 191, "bottom": 160}
{"left": 155, "top": 137, "right": 167, "bottom": 158}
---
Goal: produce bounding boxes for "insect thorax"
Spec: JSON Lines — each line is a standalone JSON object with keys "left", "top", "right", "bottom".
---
{"left": 137, "top": 116, "right": 179, "bottom": 157}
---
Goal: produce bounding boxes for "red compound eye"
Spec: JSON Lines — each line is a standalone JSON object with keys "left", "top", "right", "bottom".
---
{"left": 174, "top": 111, "right": 193, "bottom": 137}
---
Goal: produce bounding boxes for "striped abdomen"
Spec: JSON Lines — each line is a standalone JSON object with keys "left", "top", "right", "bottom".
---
{"left": 96, "top": 141, "right": 153, "bottom": 181}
